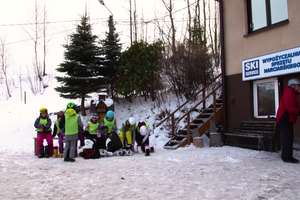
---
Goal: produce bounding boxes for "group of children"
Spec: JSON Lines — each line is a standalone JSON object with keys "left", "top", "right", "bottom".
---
{"left": 34, "top": 101, "right": 153, "bottom": 162}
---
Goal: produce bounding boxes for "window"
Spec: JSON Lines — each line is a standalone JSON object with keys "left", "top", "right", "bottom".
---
{"left": 248, "top": 0, "right": 288, "bottom": 32}
{"left": 253, "top": 78, "right": 279, "bottom": 118}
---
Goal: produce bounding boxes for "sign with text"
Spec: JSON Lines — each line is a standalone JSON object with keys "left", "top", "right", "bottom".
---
{"left": 242, "top": 46, "right": 300, "bottom": 81}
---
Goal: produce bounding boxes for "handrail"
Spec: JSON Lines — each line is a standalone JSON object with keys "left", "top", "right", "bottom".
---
{"left": 154, "top": 73, "right": 222, "bottom": 128}
{"left": 176, "top": 82, "right": 222, "bottom": 124}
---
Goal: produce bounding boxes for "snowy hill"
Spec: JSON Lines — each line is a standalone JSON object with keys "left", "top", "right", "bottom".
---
{"left": 0, "top": 78, "right": 177, "bottom": 153}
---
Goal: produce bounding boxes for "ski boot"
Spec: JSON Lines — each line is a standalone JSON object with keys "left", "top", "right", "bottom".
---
{"left": 38, "top": 146, "right": 44, "bottom": 158}
{"left": 145, "top": 146, "right": 150, "bottom": 156}
{"left": 44, "top": 146, "right": 50, "bottom": 158}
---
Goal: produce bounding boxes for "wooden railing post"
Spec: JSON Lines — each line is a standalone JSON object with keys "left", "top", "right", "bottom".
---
{"left": 187, "top": 112, "right": 193, "bottom": 144}
{"left": 202, "top": 89, "right": 206, "bottom": 109}
{"left": 213, "top": 91, "right": 216, "bottom": 118}
{"left": 171, "top": 114, "right": 176, "bottom": 136}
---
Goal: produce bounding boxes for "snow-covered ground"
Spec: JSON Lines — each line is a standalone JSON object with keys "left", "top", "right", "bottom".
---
{"left": 0, "top": 146, "right": 300, "bottom": 200}
{"left": 1, "top": 80, "right": 300, "bottom": 200}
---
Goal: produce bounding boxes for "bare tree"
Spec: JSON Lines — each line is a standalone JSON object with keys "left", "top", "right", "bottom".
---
{"left": 42, "top": 0, "right": 47, "bottom": 76}
{"left": 214, "top": 0, "right": 220, "bottom": 68}
{"left": 161, "top": 0, "right": 176, "bottom": 55}
{"left": 34, "top": 0, "right": 42, "bottom": 82}
{"left": 208, "top": 0, "right": 214, "bottom": 55}
{"left": 22, "top": 0, "right": 49, "bottom": 93}
{"left": 202, "top": 0, "right": 207, "bottom": 44}
{"left": 186, "top": 0, "right": 192, "bottom": 45}
{"left": 0, "top": 39, "right": 11, "bottom": 98}
{"left": 133, "top": 0, "right": 138, "bottom": 42}
{"left": 129, "top": 0, "right": 133, "bottom": 45}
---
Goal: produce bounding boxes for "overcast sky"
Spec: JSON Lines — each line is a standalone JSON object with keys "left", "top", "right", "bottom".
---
{"left": 0, "top": 0, "right": 191, "bottom": 76}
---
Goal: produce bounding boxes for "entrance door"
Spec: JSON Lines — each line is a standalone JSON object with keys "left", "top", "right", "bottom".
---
{"left": 253, "top": 78, "right": 279, "bottom": 118}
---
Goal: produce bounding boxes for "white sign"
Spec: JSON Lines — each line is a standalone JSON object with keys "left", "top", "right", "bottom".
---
{"left": 242, "top": 46, "right": 300, "bottom": 81}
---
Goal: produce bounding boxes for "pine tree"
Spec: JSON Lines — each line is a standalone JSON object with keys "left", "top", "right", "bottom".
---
{"left": 56, "top": 14, "right": 104, "bottom": 115}
{"left": 99, "top": 15, "right": 122, "bottom": 98}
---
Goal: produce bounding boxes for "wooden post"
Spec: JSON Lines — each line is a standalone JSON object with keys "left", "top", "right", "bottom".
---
{"left": 24, "top": 91, "right": 27, "bottom": 104}
{"left": 187, "top": 112, "right": 192, "bottom": 144}
{"left": 213, "top": 91, "right": 216, "bottom": 118}
{"left": 202, "top": 89, "right": 206, "bottom": 109}
{"left": 171, "top": 114, "right": 175, "bottom": 136}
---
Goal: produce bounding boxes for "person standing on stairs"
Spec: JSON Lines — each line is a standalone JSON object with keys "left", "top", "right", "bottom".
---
{"left": 276, "top": 79, "right": 300, "bottom": 163}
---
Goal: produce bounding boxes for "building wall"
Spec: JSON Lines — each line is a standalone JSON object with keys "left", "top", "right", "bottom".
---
{"left": 223, "top": 0, "right": 300, "bottom": 140}
{"left": 224, "top": 0, "right": 300, "bottom": 76}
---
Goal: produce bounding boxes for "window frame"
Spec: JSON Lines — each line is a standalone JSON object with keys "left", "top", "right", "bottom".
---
{"left": 253, "top": 78, "right": 279, "bottom": 119}
{"left": 247, "top": 0, "right": 289, "bottom": 34}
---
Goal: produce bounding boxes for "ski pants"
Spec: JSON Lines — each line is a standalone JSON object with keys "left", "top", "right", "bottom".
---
{"left": 78, "top": 131, "right": 85, "bottom": 147}
{"left": 64, "top": 135, "right": 78, "bottom": 159}
{"left": 277, "top": 113, "right": 294, "bottom": 160}
{"left": 58, "top": 133, "right": 64, "bottom": 154}
{"left": 37, "top": 132, "right": 53, "bottom": 156}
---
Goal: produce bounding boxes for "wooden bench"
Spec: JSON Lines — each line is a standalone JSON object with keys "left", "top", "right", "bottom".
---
{"left": 223, "top": 132, "right": 264, "bottom": 150}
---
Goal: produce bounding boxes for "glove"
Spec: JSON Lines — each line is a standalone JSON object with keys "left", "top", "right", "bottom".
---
{"left": 106, "top": 138, "right": 111, "bottom": 147}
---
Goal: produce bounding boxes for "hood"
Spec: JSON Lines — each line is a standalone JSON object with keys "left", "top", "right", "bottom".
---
{"left": 65, "top": 108, "right": 77, "bottom": 118}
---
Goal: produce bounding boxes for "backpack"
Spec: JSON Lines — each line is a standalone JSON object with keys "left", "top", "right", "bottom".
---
{"left": 79, "top": 148, "right": 100, "bottom": 159}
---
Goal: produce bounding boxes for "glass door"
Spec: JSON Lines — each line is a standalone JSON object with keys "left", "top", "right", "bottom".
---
{"left": 253, "top": 78, "right": 279, "bottom": 118}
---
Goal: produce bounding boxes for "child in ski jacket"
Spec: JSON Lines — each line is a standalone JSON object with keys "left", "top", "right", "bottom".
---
{"left": 103, "top": 110, "right": 117, "bottom": 135}
{"left": 53, "top": 111, "right": 65, "bottom": 154}
{"left": 136, "top": 121, "right": 153, "bottom": 156}
{"left": 84, "top": 115, "right": 105, "bottom": 149}
{"left": 106, "top": 126, "right": 123, "bottom": 153}
{"left": 119, "top": 120, "right": 135, "bottom": 150}
{"left": 64, "top": 102, "right": 83, "bottom": 162}
{"left": 96, "top": 100, "right": 108, "bottom": 122}
{"left": 34, "top": 107, "right": 53, "bottom": 158}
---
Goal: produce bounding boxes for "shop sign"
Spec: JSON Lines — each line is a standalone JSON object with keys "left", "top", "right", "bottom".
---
{"left": 242, "top": 46, "right": 300, "bottom": 81}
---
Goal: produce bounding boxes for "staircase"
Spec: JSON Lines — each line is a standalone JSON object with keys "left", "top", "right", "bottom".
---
{"left": 154, "top": 74, "right": 224, "bottom": 150}
{"left": 224, "top": 120, "right": 277, "bottom": 152}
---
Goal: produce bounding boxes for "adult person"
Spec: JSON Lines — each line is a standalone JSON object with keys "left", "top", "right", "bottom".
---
{"left": 276, "top": 79, "right": 300, "bottom": 163}
{"left": 64, "top": 102, "right": 83, "bottom": 162}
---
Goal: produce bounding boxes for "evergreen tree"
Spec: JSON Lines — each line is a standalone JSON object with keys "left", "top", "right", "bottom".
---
{"left": 56, "top": 14, "right": 104, "bottom": 115}
{"left": 99, "top": 15, "right": 122, "bottom": 98}
{"left": 116, "top": 41, "right": 163, "bottom": 101}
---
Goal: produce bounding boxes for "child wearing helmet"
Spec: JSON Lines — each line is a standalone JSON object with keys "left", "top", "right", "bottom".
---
{"left": 119, "top": 118, "right": 137, "bottom": 155}
{"left": 103, "top": 110, "right": 117, "bottom": 135}
{"left": 136, "top": 121, "right": 153, "bottom": 156}
{"left": 34, "top": 107, "right": 53, "bottom": 158}
{"left": 64, "top": 102, "right": 83, "bottom": 162}
{"left": 84, "top": 115, "right": 101, "bottom": 146}
{"left": 66, "top": 102, "right": 84, "bottom": 148}
{"left": 52, "top": 111, "right": 65, "bottom": 155}
{"left": 96, "top": 100, "right": 108, "bottom": 122}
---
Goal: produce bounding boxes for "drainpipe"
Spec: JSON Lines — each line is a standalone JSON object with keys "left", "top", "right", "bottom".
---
{"left": 218, "top": 0, "right": 228, "bottom": 131}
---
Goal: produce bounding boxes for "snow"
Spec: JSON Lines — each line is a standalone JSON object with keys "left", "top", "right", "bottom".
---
{"left": 0, "top": 146, "right": 300, "bottom": 200}
{"left": 1, "top": 81, "right": 300, "bottom": 200}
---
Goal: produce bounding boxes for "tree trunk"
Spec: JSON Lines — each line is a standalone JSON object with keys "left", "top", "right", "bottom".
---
{"left": 42, "top": 0, "right": 47, "bottom": 77}
{"left": 4, "top": 72, "right": 11, "bottom": 98}
{"left": 81, "top": 95, "right": 86, "bottom": 116}
{"left": 202, "top": 0, "right": 207, "bottom": 44}
{"left": 187, "top": 0, "right": 192, "bottom": 45}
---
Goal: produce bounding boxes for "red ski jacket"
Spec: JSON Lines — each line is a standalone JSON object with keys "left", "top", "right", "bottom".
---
{"left": 276, "top": 86, "right": 300, "bottom": 124}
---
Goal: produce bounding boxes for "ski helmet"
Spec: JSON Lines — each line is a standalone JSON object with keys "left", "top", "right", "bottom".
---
{"left": 91, "top": 114, "right": 98, "bottom": 121}
{"left": 40, "top": 107, "right": 48, "bottom": 114}
{"left": 140, "top": 126, "right": 148, "bottom": 136}
{"left": 129, "top": 117, "right": 136, "bottom": 125}
{"left": 67, "top": 102, "right": 76, "bottom": 109}
{"left": 106, "top": 110, "right": 115, "bottom": 120}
